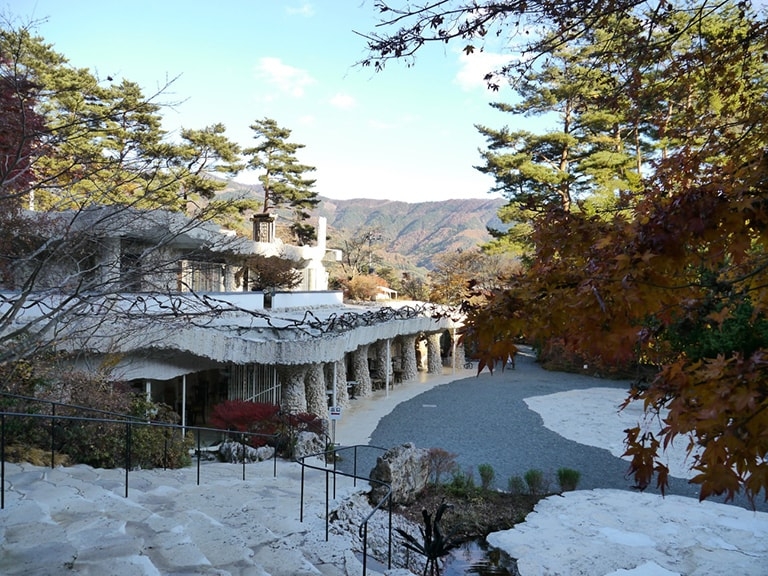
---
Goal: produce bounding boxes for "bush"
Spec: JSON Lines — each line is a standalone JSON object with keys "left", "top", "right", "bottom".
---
{"left": 344, "top": 274, "right": 390, "bottom": 301}
{"left": 524, "top": 468, "right": 547, "bottom": 496}
{"left": 129, "top": 396, "right": 193, "bottom": 469}
{"left": 445, "top": 468, "right": 477, "bottom": 497}
{"left": 557, "top": 467, "right": 581, "bottom": 492}
{"left": 507, "top": 475, "right": 526, "bottom": 495}
{"left": 209, "top": 400, "right": 325, "bottom": 458}
{"left": 426, "top": 447, "right": 458, "bottom": 485}
{"left": 1, "top": 368, "right": 191, "bottom": 470}
{"left": 43, "top": 372, "right": 134, "bottom": 469}
{"left": 478, "top": 463, "right": 496, "bottom": 490}
{"left": 209, "top": 400, "right": 281, "bottom": 447}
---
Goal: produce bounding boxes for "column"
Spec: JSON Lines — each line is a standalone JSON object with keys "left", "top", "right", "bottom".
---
{"left": 453, "top": 333, "right": 467, "bottom": 369}
{"left": 331, "top": 358, "right": 349, "bottom": 405}
{"left": 373, "top": 340, "right": 389, "bottom": 383}
{"left": 277, "top": 364, "right": 309, "bottom": 414}
{"left": 351, "top": 344, "right": 372, "bottom": 397}
{"left": 400, "top": 334, "right": 418, "bottom": 382}
{"left": 417, "top": 338, "right": 428, "bottom": 371}
{"left": 304, "top": 363, "right": 327, "bottom": 419}
{"left": 427, "top": 332, "right": 443, "bottom": 374}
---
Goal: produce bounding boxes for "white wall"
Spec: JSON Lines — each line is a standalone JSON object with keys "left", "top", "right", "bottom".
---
{"left": 271, "top": 291, "right": 343, "bottom": 309}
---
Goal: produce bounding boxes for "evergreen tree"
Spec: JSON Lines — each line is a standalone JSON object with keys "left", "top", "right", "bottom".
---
{"left": 244, "top": 117, "right": 319, "bottom": 243}
{"left": 0, "top": 21, "right": 248, "bottom": 367}
{"left": 475, "top": 39, "right": 643, "bottom": 255}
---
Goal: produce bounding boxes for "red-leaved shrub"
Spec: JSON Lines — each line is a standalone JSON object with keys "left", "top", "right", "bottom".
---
{"left": 209, "top": 400, "right": 327, "bottom": 455}
{"left": 209, "top": 400, "right": 280, "bottom": 447}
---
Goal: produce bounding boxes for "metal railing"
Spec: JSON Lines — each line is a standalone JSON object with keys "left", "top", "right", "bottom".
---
{"left": 0, "top": 405, "right": 279, "bottom": 510}
{"left": 297, "top": 443, "right": 392, "bottom": 576}
{"left": 0, "top": 396, "right": 390, "bottom": 575}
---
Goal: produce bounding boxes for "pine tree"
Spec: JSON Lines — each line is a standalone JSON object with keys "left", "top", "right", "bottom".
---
{"left": 244, "top": 118, "right": 319, "bottom": 243}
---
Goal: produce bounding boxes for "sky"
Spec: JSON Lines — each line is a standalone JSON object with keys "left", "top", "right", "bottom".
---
{"left": 16, "top": 0, "right": 523, "bottom": 203}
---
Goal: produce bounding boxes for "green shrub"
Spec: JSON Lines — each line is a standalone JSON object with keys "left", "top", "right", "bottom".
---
{"left": 478, "top": 463, "right": 496, "bottom": 490}
{"left": 129, "top": 396, "right": 193, "bottom": 469}
{"left": 524, "top": 468, "right": 547, "bottom": 496}
{"left": 557, "top": 467, "right": 581, "bottom": 492}
{"left": 507, "top": 475, "right": 526, "bottom": 495}
{"left": 49, "top": 374, "right": 134, "bottom": 469}
{"left": 445, "top": 468, "right": 477, "bottom": 497}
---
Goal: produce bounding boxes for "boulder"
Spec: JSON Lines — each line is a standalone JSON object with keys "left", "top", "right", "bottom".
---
{"left": 218, "top": 440, "right": 275, "bottom": 463}
{"left": 293, "top": 431, "right": 326, "bottom": 460}
{"left": 368, "top": 443, "right": 429, "bottom": 506}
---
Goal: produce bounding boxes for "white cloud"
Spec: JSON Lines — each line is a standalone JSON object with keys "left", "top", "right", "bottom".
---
{"left": 454, "top": 50, "right": 514, "bottom": 91}
{"left": 297, "top": 114, "right": 316, "bottom": 126}
{"left": 254, "top": 57, "right": 316, "bottom": 98}
{"left": 286, "top": 2, "right": 315, "bottom": 17}
{"left": 329, "top": 92, "right": 356, "bottom": 110}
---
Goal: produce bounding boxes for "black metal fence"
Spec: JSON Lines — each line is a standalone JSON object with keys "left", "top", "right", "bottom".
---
{"left": 0, "top": 394, "right": 279, "bottom": 509}
{"left": 0, "top": 394, "right": 394, "bottom": 576}
{"left": 297, "top": 443, "right": 393, "bottom": 576}
{"left": 0, "top": 392, "right": 392, "bottom": 576}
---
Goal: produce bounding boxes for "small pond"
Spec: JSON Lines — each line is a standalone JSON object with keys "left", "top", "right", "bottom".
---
{"left": 357, "top": 537, "right": 519, "bottom": 575}
{"left": 441, "top": 538, "right": 519, "bottom": 575}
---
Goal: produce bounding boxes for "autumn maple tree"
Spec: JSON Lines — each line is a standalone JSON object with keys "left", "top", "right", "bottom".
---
{"left": 363, "top": 0, "right": 768, "bottom": 504}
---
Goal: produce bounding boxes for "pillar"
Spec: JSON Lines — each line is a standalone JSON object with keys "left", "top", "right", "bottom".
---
{"left": 427, "top": 332, "right": 443, "bottom": 374}
{"left": 400, "top": 334, "right": 418, "bottom": 382}
{"left": 351, "top": 344, "right": 372, "bottom": 397}
{"left": 332, "top": 358, "right": 349, "bottom": 405}
{"left": 417, "top": 338, "right": 428, "bottom": 371}
{"left": 277, "top": 364, "right": 309, "bottom": 414}
{"left": 453, "top": 333, "right": 467, "bottom": 369}
{"left": 373, "top": 340, "right": 389, "bottom": 382}
{"left": 304, "top": 363, "right": 327, "bottom": 419}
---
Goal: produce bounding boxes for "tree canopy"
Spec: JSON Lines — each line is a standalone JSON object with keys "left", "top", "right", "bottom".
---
{"left": 363, "top": 0, "right": 768, "bottom": 504}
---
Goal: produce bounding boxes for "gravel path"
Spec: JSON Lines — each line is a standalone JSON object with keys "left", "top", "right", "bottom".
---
{"left": 366, "top": 346, "right": 767, "bottom": 512}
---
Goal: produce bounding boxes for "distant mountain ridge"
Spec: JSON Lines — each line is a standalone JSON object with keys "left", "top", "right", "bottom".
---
{"left": 219, "top": 180, "right": 505, "bottom": 272}
{"left": 314, "top": 196, "right": 505, "bottom": 271}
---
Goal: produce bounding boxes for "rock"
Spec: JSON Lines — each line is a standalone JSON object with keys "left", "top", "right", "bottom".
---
{"left": 293, "top": 431, "right": 326, "bottom": 459}
{"left": 368, "top": 443, "right": 429, "bottom": 506}
{"left": 331, "top": 492, "right": 426, "bottom": 574}
{"left": 218, "top": 440, "right": 274, "bottom": 463}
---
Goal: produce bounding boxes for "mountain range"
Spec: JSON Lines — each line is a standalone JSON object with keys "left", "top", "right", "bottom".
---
{"left": 314, "top": 197, "right": 505, "bottom": 272}
{"left": 219, "top": 180, "right": 506, "bottom": 273}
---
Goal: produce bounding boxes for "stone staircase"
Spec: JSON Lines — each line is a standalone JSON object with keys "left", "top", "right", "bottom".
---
{"left": 0, "top": 460, "right": 403, "bottom": 575}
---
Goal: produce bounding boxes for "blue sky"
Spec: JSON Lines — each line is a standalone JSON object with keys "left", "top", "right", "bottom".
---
{"left": 20, "top": 0, "right": 520, "bottom": 203}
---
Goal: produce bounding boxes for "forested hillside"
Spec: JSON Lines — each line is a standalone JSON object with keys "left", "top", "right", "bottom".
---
{"left": 315, "top": 197, "right": 505, "bottom": 270}
{"left": 220, "top": 180, "right": 505, "bottom": 272}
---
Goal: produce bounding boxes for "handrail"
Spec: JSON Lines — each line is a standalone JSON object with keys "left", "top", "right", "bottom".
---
{"left": 0, "top": 409, "right": 279, "bottom": 509}
{"left": 0, "top": 390, "right": 146, "bottom": 422}
{"left": 1, "top": 401, "right": 392, "bottom": 573}
{"left": 297, "top": 443, "right": 393, "bottom": 576}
